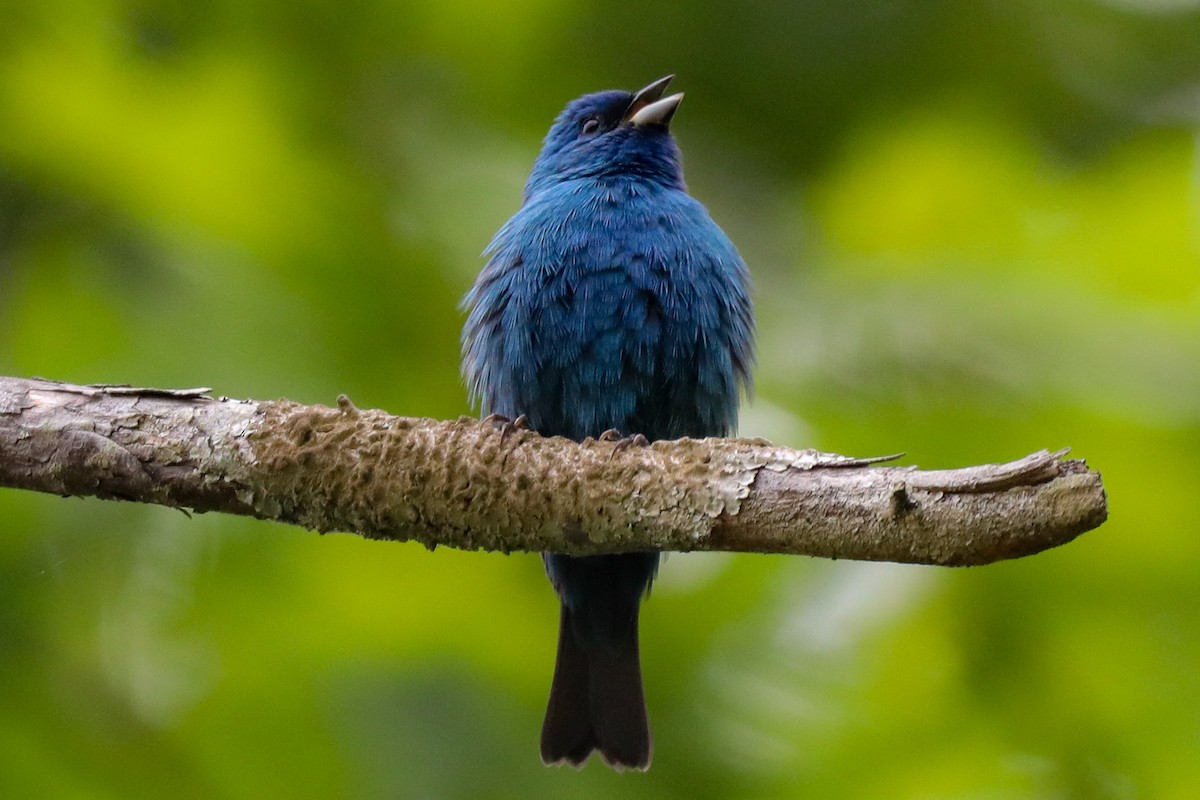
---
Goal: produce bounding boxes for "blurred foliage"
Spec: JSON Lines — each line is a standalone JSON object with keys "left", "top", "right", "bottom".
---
{"left": 1, "top": 0, "right": 1198, "bottom": 797}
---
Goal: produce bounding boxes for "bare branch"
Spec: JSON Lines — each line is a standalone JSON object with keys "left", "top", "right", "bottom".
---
{"left": 0, "top": 376, "right": 1106, "bottom": 565}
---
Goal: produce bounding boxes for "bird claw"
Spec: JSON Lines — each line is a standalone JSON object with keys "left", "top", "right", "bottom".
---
{"left": 613, "top": 433, "right": 650, "bottom": 453}
{"left": 483, "top": 413, "right": 530, "bottom": 443}
{"left": 599, "top": 430, "right": 650, "bottom": 458}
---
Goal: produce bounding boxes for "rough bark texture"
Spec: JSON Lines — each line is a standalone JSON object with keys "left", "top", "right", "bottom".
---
{"left": 0, "top": 377, "right": 1107, "bottom": 565}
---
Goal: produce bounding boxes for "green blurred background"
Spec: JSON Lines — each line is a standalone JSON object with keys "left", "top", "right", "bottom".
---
{"left": 1, "top": 1, "right": 1197, "bottom": 797}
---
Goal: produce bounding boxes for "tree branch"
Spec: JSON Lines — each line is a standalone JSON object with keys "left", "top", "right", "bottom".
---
{"left": 0, "top": 376, "right": 1106, "bottom": 565}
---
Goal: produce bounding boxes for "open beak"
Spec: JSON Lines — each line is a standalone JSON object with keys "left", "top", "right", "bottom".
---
{"left": 625, "top": 75, "right": 684, "bottom": 128}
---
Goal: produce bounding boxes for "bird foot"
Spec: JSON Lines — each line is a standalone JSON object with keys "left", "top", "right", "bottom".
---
{"left": 483, "top": 413, "right": 530, "bottom": 443}
{"left": 598, "top": 429, "right": 650, "bottom": 457}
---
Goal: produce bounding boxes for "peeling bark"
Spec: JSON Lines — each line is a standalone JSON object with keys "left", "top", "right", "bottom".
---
{"left": 0, "top": 377, "right": 1107, "bottom": 565}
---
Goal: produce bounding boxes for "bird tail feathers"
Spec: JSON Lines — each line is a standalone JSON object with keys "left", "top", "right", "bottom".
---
{"left": 540, "top": 605, "right": 651, "bottom": 771}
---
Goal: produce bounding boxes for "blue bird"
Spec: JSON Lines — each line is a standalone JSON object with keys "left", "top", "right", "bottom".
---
{"left": 461, "top": 75, "right": 754, "bottom": 770}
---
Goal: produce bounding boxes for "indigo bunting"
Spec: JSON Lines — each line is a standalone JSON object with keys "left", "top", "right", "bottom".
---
{"left": 461, "top": 75, "right": 754, "bottom": 770}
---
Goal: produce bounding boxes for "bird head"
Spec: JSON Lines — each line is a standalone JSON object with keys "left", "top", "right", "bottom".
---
{"left": 524, "top": 75, "right": 686, "bottom": 199}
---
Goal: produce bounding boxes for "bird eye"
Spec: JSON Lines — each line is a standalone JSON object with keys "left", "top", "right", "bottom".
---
{"left": 580, "top": 116, "right": 602, "bottom": 136}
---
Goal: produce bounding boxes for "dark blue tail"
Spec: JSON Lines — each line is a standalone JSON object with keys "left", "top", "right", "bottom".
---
{"left": 540, "top": 553, "right": 658, "bottom": 770}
